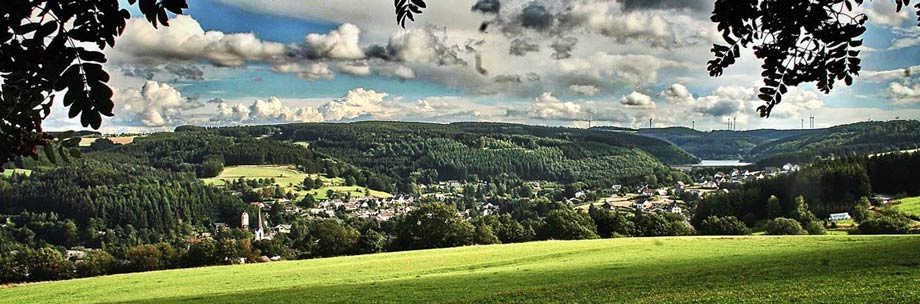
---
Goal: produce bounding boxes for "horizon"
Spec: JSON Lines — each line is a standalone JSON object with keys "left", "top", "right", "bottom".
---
{"left": 48, "top": 117, "right": 919, "bottom": 135}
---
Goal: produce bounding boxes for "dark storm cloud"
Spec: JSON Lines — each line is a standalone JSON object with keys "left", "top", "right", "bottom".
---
{"left": 520, "top": 3, "right": 554, "bottom": 30}
{"left": 471, "top": 0, "right": 501, "bottom": 14}
{"left": 364, "top": 45, "right": 391, "bottom": 61}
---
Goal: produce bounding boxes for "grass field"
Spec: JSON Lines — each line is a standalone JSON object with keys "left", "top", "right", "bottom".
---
{"left": 0, "top": 169, "right": 32, "bottom": 178}
{"left": 892, "top": 196, "right": 920, "bottom": 217}
{"left": 78, "top": 136, "right": 142, "bottom": 147}
{"left": 201, "top": 165, "right": 391, "bottom": 200}
{"left": 2, "top": 236, "right": 918, "bottom": 304}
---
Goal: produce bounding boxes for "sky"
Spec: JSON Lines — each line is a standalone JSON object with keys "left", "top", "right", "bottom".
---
{"left": 44, "top": 0, "right": 920, "bottom": 133}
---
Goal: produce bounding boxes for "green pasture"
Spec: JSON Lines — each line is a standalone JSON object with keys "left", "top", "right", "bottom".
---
{"left": 2, "top": 236, "right": 918, "bottom": 304}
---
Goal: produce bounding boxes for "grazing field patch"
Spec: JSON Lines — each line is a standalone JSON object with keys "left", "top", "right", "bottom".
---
{"left": 78, "top": 135, "right": 143, "bottom": 147}
{"left": 892, "top": 196, "right": 920, "bottom": 217}
{"left": 200, "top": 165, "right": 390, "bottom": 200}
{"left": 1, "top": 236, "right": 918, "bottom": 304}
{"left": 0, "top": 169, "right": 32, "bottom": 178}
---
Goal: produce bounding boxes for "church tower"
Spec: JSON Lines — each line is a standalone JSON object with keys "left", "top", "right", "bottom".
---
{"left": 254, "top": 211, "right": 265, "bottom": 241}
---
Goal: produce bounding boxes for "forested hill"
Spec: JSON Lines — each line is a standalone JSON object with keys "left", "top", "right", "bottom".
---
{"left": 600, "top": 126, "right": 817, "bottom": 160}
{"left": 251, "top": 121, "right": 698, "bottom": 186}
{"left": 750, "top": 120, "right": 920, "bottom": 166}
{"left": 596, "top": 120, "right": 920, "bottom": 164}
{"left": 0, "top": 161, "right": 247, "bottom": 247}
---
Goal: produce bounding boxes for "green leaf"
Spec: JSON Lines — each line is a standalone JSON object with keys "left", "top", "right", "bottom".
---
{"left": 69, "top": 149, "right": 83, "bottom": 159}
{"left": 43, "top": 144, "right": 57, "bottom": 164}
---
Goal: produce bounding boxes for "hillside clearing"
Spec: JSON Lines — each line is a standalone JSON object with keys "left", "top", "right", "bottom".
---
{"left": 200, "top": 165, "right": 391, "bottom": 200}
{"left": 2, "top": 236, "right": 918, "bottom": 304}
{"left": 892, "top": 196, "right": 920, "bottom": 217}
{"left": 78, "top": 136, "right": 142, "bottom": 147}
{"left": 0, "top": 169, "right": 32, "bottom": 177}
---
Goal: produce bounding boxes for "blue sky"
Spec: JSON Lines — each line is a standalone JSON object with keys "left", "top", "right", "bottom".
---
{"left": 57, "top": 0, "right": 920, "bottom": 133}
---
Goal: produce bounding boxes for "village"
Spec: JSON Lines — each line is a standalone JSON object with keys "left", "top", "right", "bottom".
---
{"left": 235, "top": 163, "right": 808, "bottom": 241}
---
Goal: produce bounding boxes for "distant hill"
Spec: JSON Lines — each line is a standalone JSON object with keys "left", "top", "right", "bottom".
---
{"left": 619, "top": 127, "right": 816, "bottom": 160}
{"left": 259, "top": 121, "right": 698, "bottom": 186}
{"left": 750, "top": 120, "right": 920, "bottom": 166}
{"left": 611, "top": 120, "right": 919, "bottom": 164}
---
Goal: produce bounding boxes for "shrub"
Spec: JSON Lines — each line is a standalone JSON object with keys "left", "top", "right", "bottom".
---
{"left": 473, "top": 224, "right": 501, "bottom": 245}
{"left": 698, "top": 216, "right": 751, "bottom": 235}
{"left": 765, "top": 217, "right": 806, "bottom": 235}
{"left": 804, "top": 221, "right": 826, "bottom": 235}
{"left": 670, "top": 221, "right": 697, "bottom": 236}
{"left": 76, "top": 250, "right": 117, "bottom": 278}
{"left": 395, "top": 203, "right": 475, "bottom": 250}
{"left": 851, "top": 196, "right": 871, "bottom": 222}
{"left": 542, "top": 209, "right": 599, "bottom": 240}
{"left": 855, "top": 215, "right": 911, "bottom": 234}
{"left": 634, "top": 213, "right": 673, "bottom": 237}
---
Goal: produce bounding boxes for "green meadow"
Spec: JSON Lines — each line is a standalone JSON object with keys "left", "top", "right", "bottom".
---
{"left": 2, "top": 236, "right": 918, "bottom": 304}
{"left": 0, "top": 169, "right": 32, "bottom": 178}
{"left": 892, "top": 196, "right": 920, "bottom": 217}
{"left": 200, "top": 165, "right": 391, "bottom": 200}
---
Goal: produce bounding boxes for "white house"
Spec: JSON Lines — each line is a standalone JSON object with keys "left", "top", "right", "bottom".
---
{"left": 272, "top": 224, "right": 292, "bottom": 234}
{"left": 669, "top": 205, "right": 682, "bottom": 214}
{"left": 828, "top": 212, "right": 851, "bottom": 221}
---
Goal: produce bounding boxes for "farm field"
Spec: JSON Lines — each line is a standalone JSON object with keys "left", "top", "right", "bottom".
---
{"left": 78, "top": 136, "right": 143, "bottom": 147}
{"left": 200, "top": 165, "right": 390, "bottom": 200}
{"left": 0, "top": 169, "right": 32, "bottom": 178}
{"left": 892, "top": 196, "right": 920, "bottom": 217}
{"left": 2, "top": 236, "right": 918, "bottom": 304}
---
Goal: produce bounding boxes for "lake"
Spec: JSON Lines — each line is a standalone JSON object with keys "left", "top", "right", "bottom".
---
{"left": 694, "top": 160, "right": 753, "bottom": 167}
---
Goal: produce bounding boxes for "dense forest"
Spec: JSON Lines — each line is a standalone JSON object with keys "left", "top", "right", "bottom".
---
{"left": 263, "top": 121, "right": 697, "bottom": 187}
{"left": 604, "top": 121, "right": 919, "bottom": 166}
{"left": 85, "top": 131, "right": 318, "bottom": 178}
{"left": 693, "top": 152, "right": 920, "bottom": 225}
{"left": 0, "top": 162, "right": 247, "bottom": 245}
{"left": 750, "top": 120, "right": 920, "bottom": 166}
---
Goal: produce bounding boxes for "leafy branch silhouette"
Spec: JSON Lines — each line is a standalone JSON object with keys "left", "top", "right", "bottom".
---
{"left": 708, "top": 0, "right": 919, "bottom": 118}
{"left": 395, "top": 0, "right": 427, "bottom": 28}
{"left": 3, "top": 0, "right": 429, "bottom": 167}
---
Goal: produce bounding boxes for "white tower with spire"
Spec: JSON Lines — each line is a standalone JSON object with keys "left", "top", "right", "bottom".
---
{"left": 254, "top": 211, "right": 265, "bottom": 241}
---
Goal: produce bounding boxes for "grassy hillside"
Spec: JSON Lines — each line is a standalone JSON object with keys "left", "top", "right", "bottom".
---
{"left": 3, "top": 236, "right": 918, "bottom": 304}
{"left": 202, "top": 165, "right": 391, "bottom": 200}
{"left": 0, "top": 169, "right": 31, "bottom": 177}
{"left": 892, "top": 196, "right": 920, "bottom": 218}
{"left": 751, "top": 120, "right": 920, "bottom": 166}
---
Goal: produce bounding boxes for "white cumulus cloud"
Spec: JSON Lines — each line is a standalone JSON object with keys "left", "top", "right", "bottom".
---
{"left": 108, "top": 15, "right": 287, "bottom": 67}
{"left": 305, "top": 23, "right": 366, "bottom": 60}
{"left": 619, "top": 91, "right": 656, "bottom": 108}
{"left": 320, "top": 88, "right": 391, "bottom": 121}
{"left": 114, "top": 80, "right": 193, "bottom": 126}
